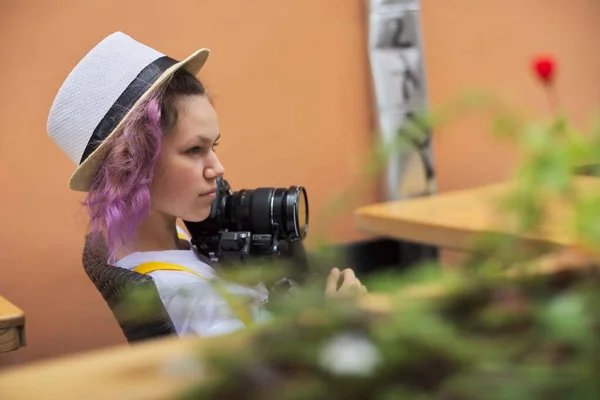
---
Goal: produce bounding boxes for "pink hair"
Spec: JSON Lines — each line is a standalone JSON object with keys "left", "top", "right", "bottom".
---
{"left": 84, "top": 94, "right": 163, "bottom": 263}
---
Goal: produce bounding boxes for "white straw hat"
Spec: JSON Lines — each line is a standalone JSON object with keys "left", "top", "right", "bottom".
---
{"left": 47, "top": 32, "right": 210, "bottom": 192}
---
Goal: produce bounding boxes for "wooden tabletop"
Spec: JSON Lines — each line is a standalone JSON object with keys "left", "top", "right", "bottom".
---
{"left": 0, "top": 296, "right": 25, "bottom": 354}
{"left": 354, "top": 176, "right": 600, "bottom": 251}
{"left": 0, "top": 334, "right": 228, "bottom": 400}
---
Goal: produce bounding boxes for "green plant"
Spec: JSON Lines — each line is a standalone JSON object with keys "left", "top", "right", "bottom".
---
{"left": 159, "top": 56, "right": 600, "bottom": 399}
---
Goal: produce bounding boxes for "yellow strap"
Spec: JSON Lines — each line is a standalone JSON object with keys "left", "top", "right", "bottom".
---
{"left": 133, "top": 262, "right": 254, "bottom": 328}
{"left": 134, "top": 262, "right": 209, "bottom": 280}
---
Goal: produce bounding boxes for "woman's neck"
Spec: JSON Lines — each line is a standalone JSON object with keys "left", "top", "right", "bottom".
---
{"left": 115, "top": 212, "right": 190, "bottom": 260}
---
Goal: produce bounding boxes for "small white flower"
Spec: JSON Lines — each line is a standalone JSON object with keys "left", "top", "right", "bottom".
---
{"left": 318, "top": 332, "right": 382, "bottom": 377}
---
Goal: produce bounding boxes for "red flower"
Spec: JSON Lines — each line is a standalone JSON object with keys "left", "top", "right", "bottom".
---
{"left": 532, "top": 56, "right": 556, "bottom": 84}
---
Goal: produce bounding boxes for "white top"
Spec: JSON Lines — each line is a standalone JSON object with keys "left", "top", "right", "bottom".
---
{"left": 115, "top": 226, "right": 270, "bottom": 336}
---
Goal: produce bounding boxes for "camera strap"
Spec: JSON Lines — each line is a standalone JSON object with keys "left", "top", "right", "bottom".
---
{"left": 133, "top": 261, "right": 254, "bottom": 328}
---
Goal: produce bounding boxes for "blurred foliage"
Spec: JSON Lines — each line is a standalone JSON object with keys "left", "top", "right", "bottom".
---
{"left": 179, "top": 267, "right": 600, "bottom": 399}
{"left": 125, "top": 73, "right": 600, "bottom": 398}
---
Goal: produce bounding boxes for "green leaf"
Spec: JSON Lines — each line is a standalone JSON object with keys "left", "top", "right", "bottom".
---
{"left": 573, "top": 194, "right": 600, "bottom": 246}
{"left": 519, "top": 123, "right": 550, "bottom": 152}
{"left": 492, "top": 113, "right": 523, "bottom": 139}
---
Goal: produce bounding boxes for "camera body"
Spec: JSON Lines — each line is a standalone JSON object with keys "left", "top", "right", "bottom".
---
{"left": 183, "top": 178, "right": 309, "bottom": 265}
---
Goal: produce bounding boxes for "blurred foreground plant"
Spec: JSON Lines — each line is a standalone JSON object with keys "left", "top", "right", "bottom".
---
{"left": 124, "top": 55, "right": 600, "bottom": 399}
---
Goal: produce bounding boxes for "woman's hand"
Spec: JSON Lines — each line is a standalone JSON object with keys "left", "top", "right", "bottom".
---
{"left": 325, "top": 267, "right": 367, "bottom": 299}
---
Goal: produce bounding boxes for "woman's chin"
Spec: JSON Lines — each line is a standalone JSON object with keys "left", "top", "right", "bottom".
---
{"left": 182, "top": 209, "right": 211, "bottom": 223}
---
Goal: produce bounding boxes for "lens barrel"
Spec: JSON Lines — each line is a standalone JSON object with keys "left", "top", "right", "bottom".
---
{"left": 184, "top": 179, "right": 309, "bottom": 250}
{"left": 224, "top": 186, "right": 308, "bottom": 240}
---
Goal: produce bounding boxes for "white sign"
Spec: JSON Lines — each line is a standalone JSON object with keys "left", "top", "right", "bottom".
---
{"left": 367, "top": 0, "right": 436, "bottom": 201}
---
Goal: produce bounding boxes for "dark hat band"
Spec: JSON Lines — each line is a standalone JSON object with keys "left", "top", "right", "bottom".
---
{"left": 79, "top": 55, "right": 178, "bottom": 164}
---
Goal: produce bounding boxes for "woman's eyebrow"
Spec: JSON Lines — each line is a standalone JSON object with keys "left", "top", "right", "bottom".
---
{"left": 195, "top": 134, "right": 220, "bottom": 144}
{"left": 182, "top": 134, "right": 218, "bottom": 147}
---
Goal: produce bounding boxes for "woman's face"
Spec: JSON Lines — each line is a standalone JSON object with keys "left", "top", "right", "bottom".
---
{"left": 150, "top": 95, "right": 225, "bottom": 222}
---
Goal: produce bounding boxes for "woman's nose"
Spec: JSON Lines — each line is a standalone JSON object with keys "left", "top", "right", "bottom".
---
{"left": 205, "top": 152, "right": 225, "bottom": 180}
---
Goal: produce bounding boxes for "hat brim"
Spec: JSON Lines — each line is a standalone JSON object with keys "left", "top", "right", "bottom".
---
{"left": 68, "top": 48, "right": 210, "bottom": 192}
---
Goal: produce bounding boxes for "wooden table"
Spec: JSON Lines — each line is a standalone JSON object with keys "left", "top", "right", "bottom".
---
{"left": 354, "top": 176, "right": 600, "bottom": 251}
{"left": 0, "top": 296, "right": 25, "bottom": 354}
{"left": 0, "top": 333, "right": 243, "bottom": 400}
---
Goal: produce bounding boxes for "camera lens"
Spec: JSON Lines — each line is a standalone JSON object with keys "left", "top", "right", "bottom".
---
{"left": 283, "top": 186, "right": 308, "bottom": 240}
{"left": 225, "top": 186, "right": 308, "bottom": 240}
{"left": 296, "top": 187, "right": 308, "bottom": 238}
{"left": 184, "top": 179, "right": 310, "bottom": 255}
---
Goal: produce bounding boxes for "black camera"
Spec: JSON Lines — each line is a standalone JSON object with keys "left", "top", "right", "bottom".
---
{"left": 183, "top": 178, "right": 309, "bottom": 265}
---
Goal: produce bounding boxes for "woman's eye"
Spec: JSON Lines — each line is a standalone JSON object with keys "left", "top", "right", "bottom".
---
{"left": 186, "top": 146, "right": 202, "bottom": 154}
{"left": 212, "top": 142, "right": 220, "bottom": 152}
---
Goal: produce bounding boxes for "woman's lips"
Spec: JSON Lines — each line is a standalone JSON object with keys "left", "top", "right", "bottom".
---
{"left": 199, "top": 190, "right": 216, "bottom": 198}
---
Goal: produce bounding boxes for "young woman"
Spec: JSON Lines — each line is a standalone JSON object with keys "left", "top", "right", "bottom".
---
{"left": 47, "top": 32, "right": 366, "bottom": 336}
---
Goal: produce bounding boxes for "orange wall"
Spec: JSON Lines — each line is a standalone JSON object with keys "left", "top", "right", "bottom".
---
{"left": 0, "top": 0, "right": 598, "bottom": 366}
{"left": 421, "top": 0, "right": 600, "bottom": 192}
